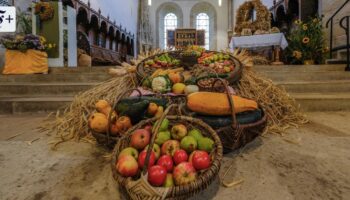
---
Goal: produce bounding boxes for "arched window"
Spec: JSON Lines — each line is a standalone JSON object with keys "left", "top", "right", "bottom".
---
{"left": 164, "top": 13, "right": 177, "bottom": 49}
{"left": 196, "top": 13, "right": 209, "bottom": 50}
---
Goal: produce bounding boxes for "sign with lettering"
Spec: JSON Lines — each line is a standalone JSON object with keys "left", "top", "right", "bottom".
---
{"left": 0, "top": 6, "right": 16, "bottom": 32}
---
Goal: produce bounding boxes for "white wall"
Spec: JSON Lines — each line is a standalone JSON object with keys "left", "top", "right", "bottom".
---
{"left": 149, "top": 0, "right": 229, "bottom": 51}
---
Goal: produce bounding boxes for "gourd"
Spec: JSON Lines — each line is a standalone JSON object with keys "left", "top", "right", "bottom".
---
{"left": 187, "top": 92, "right": 258, "bottom": 116}
{"left": 88, "top": 113, "right": 108, "bottom": 133}
{"left": 184, "top": 85, "right": 199, "bottom": 95}
{"left": 95, "top": 100, "right": 112, "bottom": 116}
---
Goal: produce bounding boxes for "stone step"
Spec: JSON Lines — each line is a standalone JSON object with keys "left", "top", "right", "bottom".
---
{"left": 0, "top": 66, "right": 112, "bottom": 74}
{"left": 259, "top": 71, "right": 350, "bottom": 81}
{"left": 277, "top": 80, "right": 350, "bottom": 93}
{"left": 0, "top": 82, "right": 97, "bottom": 96}
{"left": 0, "top": 73, "right": 112, "bottom": 83}
{"left": 326, "top": 59, "right": 348, "bottom": 65}
{"left": 254, "top": 64, "right": 347, "bottom": 72}
{"left": 293, "top": 93, "right": 350, "bottom": 112}
{"left": 0, "top": 96, "right": 73, "bottom": 114}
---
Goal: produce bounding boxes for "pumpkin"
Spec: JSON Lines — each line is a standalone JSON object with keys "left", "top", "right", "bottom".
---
{"left": 88, "top": 113, "right": 108, "bottom": 133}
{"left": 187, "top": 92, "right": 258, "bottom": 116}
{"left": 116, "top": 116, "right": 132, "bottom": 134}
{"left": 168, "top": 72, "right": 183, "bottom": 84}
{"left": 95, "top": 100, "right": 112, "bottom": 116}
{"left": 147, "top": 102, "right": 159, "bottom": 116}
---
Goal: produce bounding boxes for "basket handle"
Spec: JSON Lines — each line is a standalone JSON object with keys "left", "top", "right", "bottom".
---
{"left": 142, "top": 104, "right": 177, "bottom": 175}
{"left": 211, "top": 78, "right": 238, "bottom": 128}
{"left": 106, "top": 88, "right": 143, "bottom": 145}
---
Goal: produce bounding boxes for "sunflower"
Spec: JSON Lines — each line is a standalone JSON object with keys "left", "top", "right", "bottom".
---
{"left": 293, "top": 51, "right": 302, "bottom": 59}
{"left": 294, "top": 19, "right": 302, "bottom": 25}
{"left": 303, "top": 24, "right": 308, "bottom": 30}
{"left": 302, "top": 37, "right": 310, "bottom": 44}
{"left": 313, "top": 18, "right": 318, "bottom": 23}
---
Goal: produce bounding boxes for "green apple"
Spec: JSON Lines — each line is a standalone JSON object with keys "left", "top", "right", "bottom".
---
{"left": 118, "top": 147, "right": 139, "bottom": 160}
{"left": 159, "top": 119, "right": 169, "bottom": 132}
{"left": 198, "top": 137, "right": 214, "bottom": 153}
{"left": 155, "top": 131, "right": 171, "bottom": 145}
{"left": 180, "top": 136, "right": 197, "bottom": 153}
{"left": 145, "top": 143, "right": 161, "bottom": 159}
{"left": 188, "top": 129, "right": 203, "bottom": 142}
{"left": 163, "top": 173, "right": 174, "bottom": 187}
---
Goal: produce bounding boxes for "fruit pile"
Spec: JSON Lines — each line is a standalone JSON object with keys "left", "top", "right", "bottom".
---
{"left": 88, "top": 100, "right": 132, "bottom": 136}
{"left": 198, "top": 52, "right": 235, "bottom": 74}
{"left": 180, "top": 46, "right": 205, "bottom": 57}
{"left": 144, "top": 53, "right": 181, "bottom": 69}
{"left": 115, "top": 119, "right": 215, "bottom": 187}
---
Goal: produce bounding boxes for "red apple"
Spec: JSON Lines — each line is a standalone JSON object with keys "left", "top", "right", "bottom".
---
{"left": 157, "top": 155, "right": 174, "bottom": 173}
{"left": 148, "top": 165, "right": 167, "bottom": 187}
{"left": 173, "top": 149, "right": 188, "bottom": 165}
{"left": 173, "top": 162, "right": 197, "bottom": 186}
{"left": 144, "top": 125, "right": 152, "bottom": 134}
{"left": 161, "top": 140, "right": 180, "bottom": 156}
{"left": 138, "top": 150, "right": 156, "bottom": 170}
{"left": 116, "top": 155, "right": 139, "bottom": 177}
{"left": 191, "top": 151, "right": 211, "bottom": 171}
{"left": 163, "top": 173, "right": 174, "bottom": 187}
{"left": 130, "top": 129, "right": 150, "bottom": 150}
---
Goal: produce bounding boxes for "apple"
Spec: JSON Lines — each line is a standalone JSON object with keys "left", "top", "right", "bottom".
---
{"left": 163, "top": 173, "right": 174, "bottom": 187}
{"left": 180, "top": 136, "right": 197, "bottom": 153}
{"left": 155, "top": 131, "right": 171, "bottom": 146}
{"left": 157, "top": 155, "right": 174, "bottom": 173}
{"left": 191, "top": 151, "right": 211, "bottom": 171}
{"left": 116, "top": 155, "right": 139, "bottom": 177}
{"left": 161, "top": 140, "right": 180, "bottom": 156}
{"left": 130, "top": 129, "right": 150, "bottom": 150}
{"left": 173, "top": 162, "right": 197, "bottom": 186}
{"left": 144, "top": 125, "right": 152, "bottom": 134}
{"left": 173, "top": 149, "right": 188, "bottom": 165}
{"left": 118, "top": 147, "right": 139, "bottom": 160}
{"left": 138, "top": 150, "right": 156, "bottom": 170}
{"left": 148, "top": 165, "right": 167, "bottom": 187}
{"left": 145, "top": 144, "right": 161, "bottom": 159}
{"left": 188, "top": 129, "right": 203, "bottom": 141}
{"left": 171, "top": 124, "right": 188, "bottom": 140}
{"left": 159, "top": 119, "right": 169, "bottom": 132}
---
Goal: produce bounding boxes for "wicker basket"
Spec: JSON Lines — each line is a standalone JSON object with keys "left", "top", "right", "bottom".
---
{"left": 136, "top": 51, "right": 243, "bottom": 85}
{"left": 111, "top": 105, "right": 223, "bottom": 200}
{"left": 211, "top": 79, "right": 267, "bottom": 153}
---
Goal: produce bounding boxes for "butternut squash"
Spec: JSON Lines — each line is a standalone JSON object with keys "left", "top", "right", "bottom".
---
{"left": 187, "top": 92, "right": 258, "bottom": 116}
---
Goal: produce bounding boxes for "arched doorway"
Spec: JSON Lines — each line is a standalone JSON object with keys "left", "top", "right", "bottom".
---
{"left": 89, "top": 15, "right": 99, "bottom": 46}
{"left": 76, "top": 7, "right": 88, "bottom": 33}
{"left": 100, "top": 21, "right": 108, "bottom": 48}
{"left": 115, "top": 30, "right": 121, "bottom": 52}
{"left": 108, "top": 26, "right": 115, "bottom": 50}
{"left": 62, "top": 0, "right": 74, "bottom": 8}
{"left": 300, "top": 0, "right": 318, "bottom": 21}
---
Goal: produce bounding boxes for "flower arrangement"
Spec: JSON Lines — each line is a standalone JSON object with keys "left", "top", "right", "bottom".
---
{"left": 286, "top": 17, "right": 329, "bottom": 64}
{"left": 1, "top": 34, "right": 56, "bottom": 52}
{"left": 34, "top": 2, "right": 54, "bottom": 21}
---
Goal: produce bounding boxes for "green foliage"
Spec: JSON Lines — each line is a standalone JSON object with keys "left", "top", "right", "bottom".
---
{"left": 16, "top": 10, "right": 32, "bottom": 35}
{"left": 285, "top": 17, "right": 329, "bottom": 64}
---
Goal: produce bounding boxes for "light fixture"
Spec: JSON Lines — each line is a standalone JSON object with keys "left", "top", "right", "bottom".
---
{"left": 218, "top": 0, "right": 222, "bottom": 7}
{"left": 148, "top": 0, "right": 152, "bottom": 6}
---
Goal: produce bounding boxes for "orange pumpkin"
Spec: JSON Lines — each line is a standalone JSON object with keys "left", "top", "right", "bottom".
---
{"left": 168, "top": 72, "right": 183, "bottom": 84}
{"left": 116, "top": 116, "right": 132, "bottom": 134}
{"left": 88, "top": 112, "right": 108, "bottom": 133}
{"left": 147, "top": 103, "right": 159, "bottom": 116}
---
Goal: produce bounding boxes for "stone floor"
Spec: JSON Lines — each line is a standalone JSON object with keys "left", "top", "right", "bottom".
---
{"left": 0, "top": 112, "right": 350, "bottom": 200}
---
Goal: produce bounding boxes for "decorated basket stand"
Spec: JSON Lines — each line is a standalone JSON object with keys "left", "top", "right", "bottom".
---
{"left": 111, "top": 105, "right": 223, "bottom": 200}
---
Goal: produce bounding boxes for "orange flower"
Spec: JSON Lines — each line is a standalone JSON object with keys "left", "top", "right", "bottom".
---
{"left": 302, "top": 37, "right": 310, "bottom": 44}
{"left": 303, "top": 24, "right": 308, "bottom": 30}
{"left": 293, "top": 51, "right": 302, "bottom": 59}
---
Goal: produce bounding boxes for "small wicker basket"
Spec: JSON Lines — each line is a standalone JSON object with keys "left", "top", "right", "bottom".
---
{"left": 111, "top": 104, "right": 223, "bottom": 200}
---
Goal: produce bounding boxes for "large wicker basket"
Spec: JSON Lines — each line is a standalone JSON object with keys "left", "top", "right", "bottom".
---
{"left": 111, "top": 105, "right": 223, "bottom": 200}
{"left": 211, "top": 79, "right": 267, "bottom": 153}
{"left": 136, "top": 50, "right": 243, "bottom": 85}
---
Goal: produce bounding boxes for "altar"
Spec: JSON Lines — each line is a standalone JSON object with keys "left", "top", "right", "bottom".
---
{"left": 230, "top": 33, "right": 288, "bottom": 65}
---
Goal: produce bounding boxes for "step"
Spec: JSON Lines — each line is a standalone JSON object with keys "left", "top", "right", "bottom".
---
{"left": 254, "top": 64, "right": 347, "bottom": 72}
{"left": 0, "top": 82, "right": 97, "bottom": 96}
{"left": 0, "top": 66, "right": 112, "bottom": 74}
{"left": 0, "top": 96, "right": 73, "bottom": 114}
{"left": 292, "top": 93, "right": 350, "bottom": 112}
{"left": 276, "top": 80, "right": 350, "bottom": 93}
{"left": 0, "top": 73, "right": 112, "bottom": 83}
{"left": 259, "top": 71, "right": 350, "bottom": 82}
{"left": 326, "top": 59, "right": 348, "bottom": 65}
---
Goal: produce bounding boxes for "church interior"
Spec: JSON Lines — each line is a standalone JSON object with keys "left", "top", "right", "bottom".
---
{"left": 0, "top": 0, "right": 349, "bottom": 199}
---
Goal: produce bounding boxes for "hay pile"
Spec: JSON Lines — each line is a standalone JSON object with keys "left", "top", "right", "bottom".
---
{"left": 41, "top": 49, "right": 307, "bottom": 148}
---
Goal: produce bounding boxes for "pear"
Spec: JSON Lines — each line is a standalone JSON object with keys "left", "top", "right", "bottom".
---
{"left": 198, "top": 137, "right": 214, "bottom": 153}
{"left": 155, "top": 131, "right": 171, "bottom": 145}
{"left": 188, "top": 129, "right": 203, "bottom": 142}
{"left": 159, "top": 118, "right": 169, "bottom": 132}
{"left": 180, "top": 136, "right": 197, "bottom": 153}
